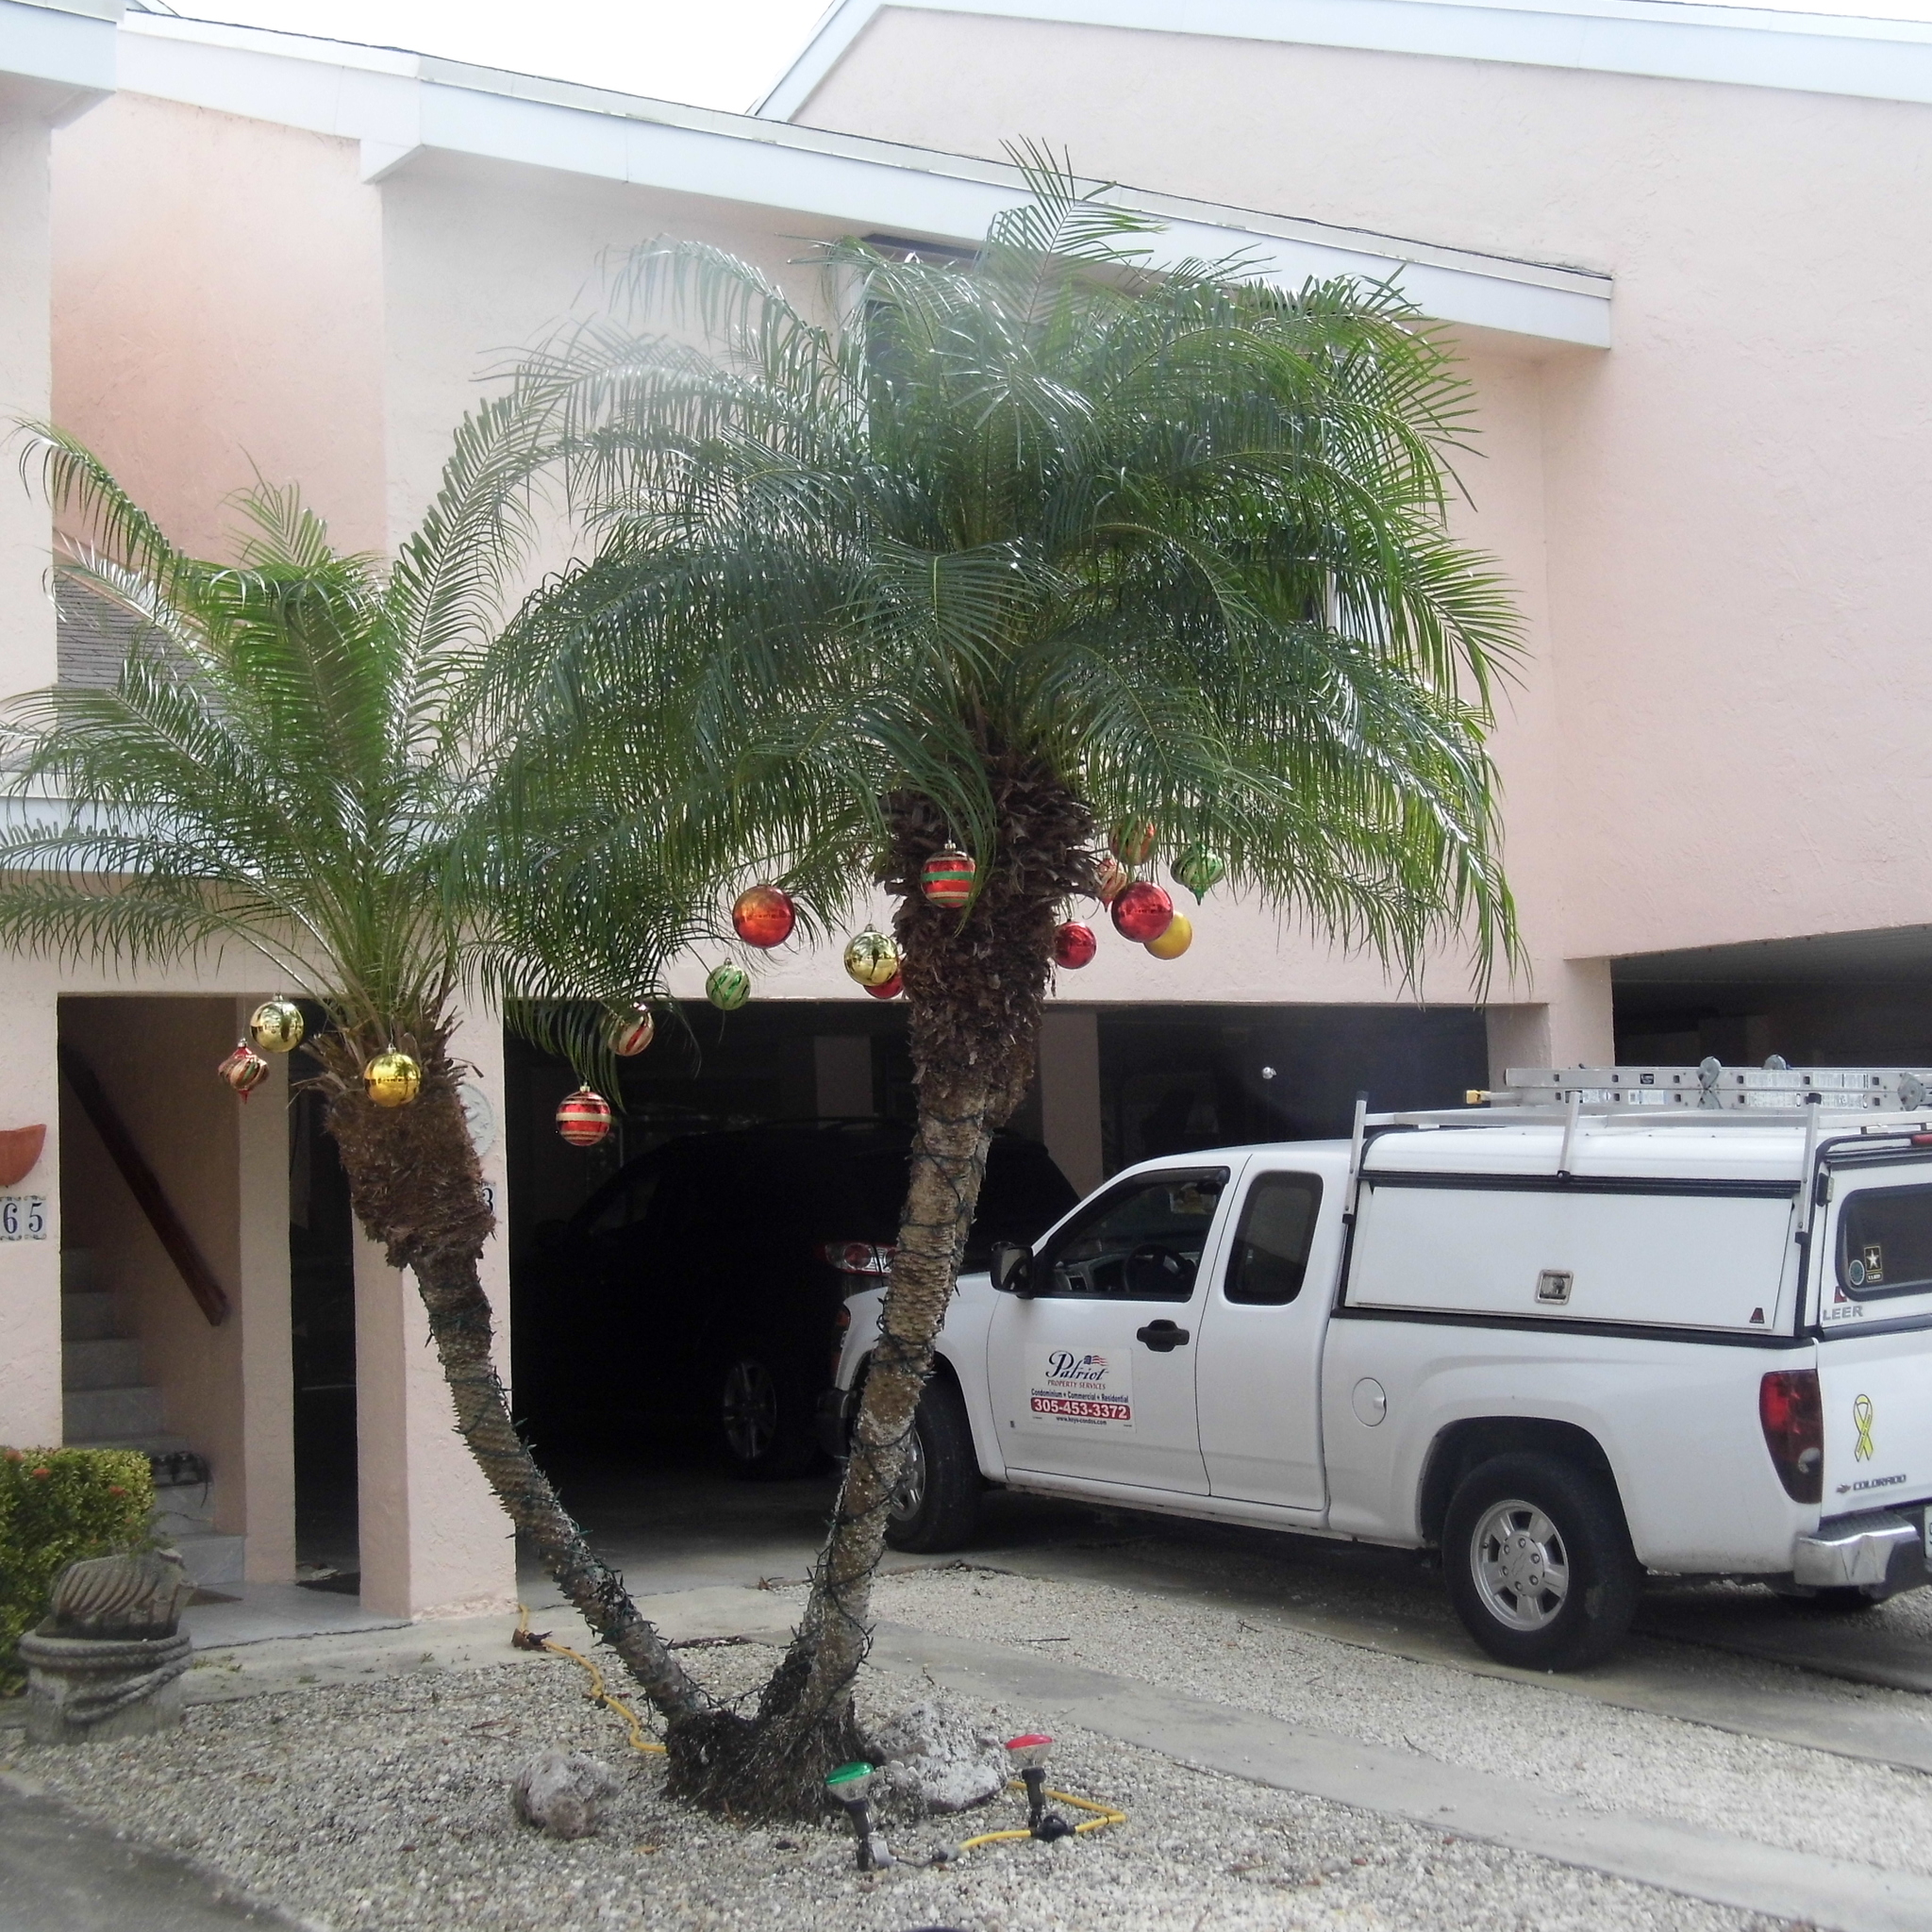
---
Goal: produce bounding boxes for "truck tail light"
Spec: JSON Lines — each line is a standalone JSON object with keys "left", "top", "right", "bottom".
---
{"left": 819, "top": 1241, "right": 894, "bottom": 1278}
{"left": 1758, "top": 1369, "right": 1824, "bottom": 1503}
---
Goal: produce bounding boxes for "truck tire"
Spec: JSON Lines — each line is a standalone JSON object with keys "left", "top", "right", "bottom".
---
{"left": 1444, "top": 1452, "right": 1641, "bottom": 1671}
{"left": 883, "top": 1377, "right": 981, "bottom": 1553}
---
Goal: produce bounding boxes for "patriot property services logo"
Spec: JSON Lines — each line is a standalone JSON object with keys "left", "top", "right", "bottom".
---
{"left": 1030, "top": 1348, "right": 1134, "bottom": 1427}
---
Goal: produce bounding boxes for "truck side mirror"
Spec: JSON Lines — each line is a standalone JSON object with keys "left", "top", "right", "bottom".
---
{"left": 991, "top": 1241, "right": 1034, "bottom": 1296}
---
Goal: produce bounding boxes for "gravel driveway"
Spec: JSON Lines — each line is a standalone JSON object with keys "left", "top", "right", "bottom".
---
{"left": 0, "top": 1561, "right": 1857, "bottom": 1932}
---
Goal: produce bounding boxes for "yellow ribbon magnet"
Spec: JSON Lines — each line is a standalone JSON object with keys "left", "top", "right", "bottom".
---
{"left": 1853, "top": 1393, "right": 1875, "bottom": 1462}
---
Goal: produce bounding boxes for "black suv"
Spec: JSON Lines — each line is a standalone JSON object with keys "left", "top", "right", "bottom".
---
{"left": 516, "top": 1119, "right": 1075, "bottom": 1477}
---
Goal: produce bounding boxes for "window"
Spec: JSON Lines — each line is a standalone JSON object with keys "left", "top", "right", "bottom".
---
{"left": 1837, "top": 1184, "right": 1932, "bottom": 1300}
{"left": 1223, "top": 1173, "right": 1323, "bottom": 1306}
{"left": 1032, "top": 1169, "right": 1227, "bottom": 1301}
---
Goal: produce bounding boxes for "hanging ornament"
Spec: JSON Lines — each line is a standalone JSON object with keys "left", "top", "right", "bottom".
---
{"left": 1111, "top": 880, "right": 1174, "bottom": 943}
{"left": 920, "top": 848, "right": 976, "bottom": 909}
{"left": 217, "top": 1041, "right": 269, "bottom": 1100}
{"left": 706, "top": 963, "right": 752, "bottom": 1011}
{"left": 247, "top": 999, "right": 305, "bottom": 1055}
{"left": 1054, "top": 922, "right": 1097, "bottom": 969}
{"left": 1094, "top": 857, "right": 1132, "bottom": 905}
{"left": 607, "top": 1006, "right": 656, "bottom": 1058}
{"left": 865, "top": 972, "right": 904, "bottom": 1001}
{"left": 1146, "top": 911, "right": 1193, "bottom": 959}
{"left": 1172, "top": 846, "right": 1226, "bottom": 902}
{"left": 1109, "top": 822, "right": 1158, "bottom": 867}
{"left": 842, "top": 927, "right": 902, "bottom": 988}
{"left": 556, "top": 1086, "right": 614, "bottom": 1147}
{"left": 731, "top": 884, "right": 796, "bottom": 949}
{"left": 363, "top": 1050, "right": 423, "bottom": 1109}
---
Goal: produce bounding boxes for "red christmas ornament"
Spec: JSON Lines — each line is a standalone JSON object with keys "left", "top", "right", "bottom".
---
{"left": 1110, "top": 880, "right": 1174, "bottom": 942}
{"left": 1094, "top": 857, "right": 1132, "bottom": 904}
{"left": 865, "top": 972, "right": 904, "bottom": 1000}
{"left": 1109, "top": 822, "right": 1158, "bottom": 866}
{"left": 920, "top": 848, "right": 976, "bottom": 908}
{"left": 556, "top": 1086, "right": 613, "bottom": 1147}
{"left": 731, "top": 884, "right": 796, "bottom": 949}
{"left": 218, "top": 1041, "right": 270, "bottom": 1100}
{"left": 1054, "top": 922, "right": 1097, "bottom": 969}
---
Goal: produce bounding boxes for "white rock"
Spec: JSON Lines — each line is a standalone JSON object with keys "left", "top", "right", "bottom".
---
{"left": 871, "top": 1697, "right": 1008, "bottom": 1814}
{"left": 509, "top": 1748, "right": 620, "bottom": 1839}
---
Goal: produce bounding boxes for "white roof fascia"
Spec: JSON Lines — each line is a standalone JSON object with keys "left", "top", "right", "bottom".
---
{"left": 0, "top": 0, "right": 117, "bottom": 121}
{"left": 116, "top": 11, "right": 1609, "bottom": 348}
{"left": 756, "top": 0, "right": 1932, "bottom": 118}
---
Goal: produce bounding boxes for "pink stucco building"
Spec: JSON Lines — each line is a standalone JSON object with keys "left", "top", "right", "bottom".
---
{"left": 1, "top": 0, "right": 1928, "bottom": 1620}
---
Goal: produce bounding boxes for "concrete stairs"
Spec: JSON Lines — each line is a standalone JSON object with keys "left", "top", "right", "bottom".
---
{"left": 59, "top": 1250, "right": 245, "bottom": 1590}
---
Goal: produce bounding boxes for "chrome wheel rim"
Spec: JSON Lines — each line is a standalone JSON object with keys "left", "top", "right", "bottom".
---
{"left": 888, "top": 1423, "right": 927, "bottom": 1525}
{"left": 1471, "top": 1498, "right": 1571, "bottom": 1630}
{"left": 721, "top": 1359, "right": 779, "bottom": 1464}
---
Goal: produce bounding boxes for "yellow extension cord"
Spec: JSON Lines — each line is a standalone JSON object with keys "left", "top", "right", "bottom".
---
{"left": 511, "top": 1606, "right": 1126, "bottom": 1851}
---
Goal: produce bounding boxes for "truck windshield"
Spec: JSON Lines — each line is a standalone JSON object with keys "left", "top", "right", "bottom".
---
{"left": 1837, "top": 1183, "right": 1932, "bottom": 1298}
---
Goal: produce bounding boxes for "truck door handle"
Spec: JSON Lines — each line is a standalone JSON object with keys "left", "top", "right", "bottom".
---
{"left": 1135, "top": 1320, "right": 1191, "bottom": 1352}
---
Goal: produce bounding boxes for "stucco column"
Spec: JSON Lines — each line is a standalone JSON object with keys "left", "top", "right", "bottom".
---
{"left": 1039, "top": 1008, "right": 1104, "bottom": 1195}
{"left": 354, "top": 1009, "right": 515, "bottom": 1620}
{"left": 0, "top": 977, "right": 61, "bottom": 1446}
{"left": 1485, "top": 958, "right": 1617, "bottom": 1087}
{"left": 234, "top": 997, "right": 295, "bottom": 1583}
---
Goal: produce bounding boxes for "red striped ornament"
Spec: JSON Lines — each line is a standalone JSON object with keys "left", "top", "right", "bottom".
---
{"left": 607, "top": 1007, "right": 656, "bottom": 1057}
{"left": 920, "top": 848, "right": 976, "bottom": 908}
{"left": 557, "top": 1086, "right": 613, "bottom": 1147}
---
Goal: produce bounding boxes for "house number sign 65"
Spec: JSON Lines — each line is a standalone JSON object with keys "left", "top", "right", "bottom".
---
{"left": 0, "top": 1196, "right": 48, "bottom": 1240}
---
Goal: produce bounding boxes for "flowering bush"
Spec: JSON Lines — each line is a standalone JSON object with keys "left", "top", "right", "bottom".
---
{"left": 0, "top": 1445, "right": 154, "bottom": 1690}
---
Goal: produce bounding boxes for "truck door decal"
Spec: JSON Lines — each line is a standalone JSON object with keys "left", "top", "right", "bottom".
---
{"left": 1028, "top": 1347, "right": 1134, "bottom": 1428}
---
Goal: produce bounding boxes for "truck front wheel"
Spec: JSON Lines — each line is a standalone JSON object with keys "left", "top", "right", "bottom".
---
{"left": 1444, "top": 1452, "right": 1641, "bottom": 1670}
{"left": 883, "top": 1377, "right": 981, "bottom": 1553}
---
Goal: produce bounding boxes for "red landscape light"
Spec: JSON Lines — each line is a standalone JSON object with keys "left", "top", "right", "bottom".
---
{"left": 1758, "top": 1368, "right": 1824, "bottom": 1502}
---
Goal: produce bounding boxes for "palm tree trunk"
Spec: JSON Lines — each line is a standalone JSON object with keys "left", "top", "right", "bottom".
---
{"left": 667, "top": 758, "right": 1092, "bottom": 1817}
{"left": 315, "top": 1025, "right": 708, "bottom": 1724}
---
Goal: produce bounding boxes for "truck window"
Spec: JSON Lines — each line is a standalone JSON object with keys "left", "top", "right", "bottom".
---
{"left": 1224, "top": 1174, "right": 1322, "bottom": 1305}
{"left": 1033, "top": 1168, "right": 1227, "bottom": 1301}
{"left": 1837, "top": 1184, "right": 1932, "bottom": 1298}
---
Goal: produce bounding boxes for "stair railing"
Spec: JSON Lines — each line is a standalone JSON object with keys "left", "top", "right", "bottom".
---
{"left": 58, "top": 1044, "right": 230, "bottom": 1327}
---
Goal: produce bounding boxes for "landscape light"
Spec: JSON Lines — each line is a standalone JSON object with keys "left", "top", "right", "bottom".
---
{"left": 825, "top": 1761, "right": 894, "bottom": 1870}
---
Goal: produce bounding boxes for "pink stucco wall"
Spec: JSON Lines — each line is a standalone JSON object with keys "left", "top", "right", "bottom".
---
{"left": 50, "top": 93, "right": 387, "bottom": 560}
{"left": 793, "top": 10, "right": 1932, "bottom": 967}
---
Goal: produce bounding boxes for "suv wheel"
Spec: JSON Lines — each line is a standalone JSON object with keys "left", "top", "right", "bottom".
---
{"left": 718, "top": 1355, "right": 818, "bottom": 1480}
{"left": 883, "top": 1377, "right": 980, "bottom": 1553}
{"left": 1444, "top": 1452, "right": 1641, "bottom": 1670}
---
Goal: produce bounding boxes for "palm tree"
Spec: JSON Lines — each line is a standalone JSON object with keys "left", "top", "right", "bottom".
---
{"left": 0, "top": 417, "right": 710, "bottom": 1724}
{"left": 486, "top": 153, "right": 1523, "bottom": 1815}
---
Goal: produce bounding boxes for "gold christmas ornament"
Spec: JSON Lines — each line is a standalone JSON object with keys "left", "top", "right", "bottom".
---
{"left": 1146, "top": 911, "right": 1194, "bottom": 959}
{"left": 247, "top": 998, "right": 305, "bottom": 1055}
{"left": 363, "top": 1050, "right": 423, "bottom": 1108}
{"left": 841, "top": 927, "right": 902, "bottom": 989}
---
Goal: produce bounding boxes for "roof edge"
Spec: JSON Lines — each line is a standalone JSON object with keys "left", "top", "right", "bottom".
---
{"left": 755, "top": 0, "right": 1932, "bottom": 120}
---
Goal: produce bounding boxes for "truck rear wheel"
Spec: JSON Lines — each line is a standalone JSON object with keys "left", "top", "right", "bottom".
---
{"left": 883, "top": 1377, "right": 980, "bottom": 1553}
{"left": 1444, "top": 1452, "right": 1641, "bottom": 1671}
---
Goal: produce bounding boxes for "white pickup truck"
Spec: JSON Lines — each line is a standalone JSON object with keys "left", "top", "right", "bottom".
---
{"left": 827, "top": 1066, "right": 1932, "bottom": 1669}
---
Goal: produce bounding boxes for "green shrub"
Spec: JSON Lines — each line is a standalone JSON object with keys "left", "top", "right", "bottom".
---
{"left": 0, "top": 1446, "right": 155, "bottom": 1690}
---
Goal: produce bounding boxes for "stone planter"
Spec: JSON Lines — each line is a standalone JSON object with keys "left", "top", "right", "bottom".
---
{"left": 18, "top": 1627, "right": 192, "bottom": 1743}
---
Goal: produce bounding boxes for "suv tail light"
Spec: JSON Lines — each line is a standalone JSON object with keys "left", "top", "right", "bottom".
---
{"left": 1759, "top": 1369, "right": 1824, "bottom": 1502}
{"left": 820, "top": 1241, "right": 894, "bottom": 1278}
